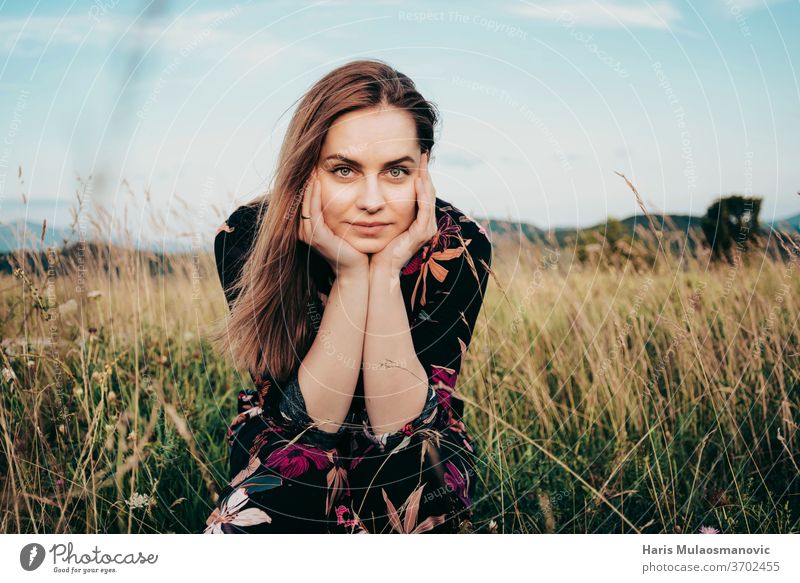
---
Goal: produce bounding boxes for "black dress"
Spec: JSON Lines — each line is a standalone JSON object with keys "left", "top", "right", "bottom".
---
{"left": 203, "top": 196, "right": 492, "bottom": 533}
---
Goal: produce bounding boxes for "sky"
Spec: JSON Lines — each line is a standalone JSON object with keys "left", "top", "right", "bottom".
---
{"left": 0, "top": 0, "right": 799, "bottom": 247}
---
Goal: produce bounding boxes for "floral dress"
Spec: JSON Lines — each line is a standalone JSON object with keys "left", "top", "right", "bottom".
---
{"left": 203, "top": 195, "right": 492, "bottom": 534}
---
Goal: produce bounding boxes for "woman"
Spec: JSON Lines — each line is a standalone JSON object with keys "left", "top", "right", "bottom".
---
{"left": 203, "top": 59, "right": 492, "bottom": 534}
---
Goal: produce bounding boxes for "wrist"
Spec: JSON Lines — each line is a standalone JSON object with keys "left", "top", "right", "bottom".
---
{"left": 369, "top": 252, "right": 400, "bottom": 276}
{"left": 369, "top": 260, "right": 401, "bottom": 287}
{"left": 335, "top": 261, "right": 370, "bottom": 283}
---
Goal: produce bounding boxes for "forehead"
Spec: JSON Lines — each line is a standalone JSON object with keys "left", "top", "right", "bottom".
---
{"left": 321, "top": 107, "right": 418, "bottom": 160}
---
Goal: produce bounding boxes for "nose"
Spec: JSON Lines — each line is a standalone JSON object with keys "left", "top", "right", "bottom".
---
{"left": 353, "top": 173, "right": 386, "bottom": 215}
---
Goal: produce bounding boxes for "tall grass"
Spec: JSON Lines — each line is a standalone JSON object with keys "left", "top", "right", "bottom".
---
{"left": 1, "top": 178, "right": 798, "bottom": 533}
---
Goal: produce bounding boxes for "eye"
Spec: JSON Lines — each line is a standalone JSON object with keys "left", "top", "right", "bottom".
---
{"left": 386, "top": 166, "right": 410, "bottom": 179}
{"left": 332, "top": 166, "right": 354, "bottom": 178}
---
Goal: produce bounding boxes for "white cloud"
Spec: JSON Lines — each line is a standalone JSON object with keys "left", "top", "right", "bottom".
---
{"left": 509, "top": 1, "right": 682, "bottom": 29}
{"left": 718, "top": 0, "right": 790, "bottom": 11}
{"left": 0, "top": 7, "right": 261, "bottom": 56}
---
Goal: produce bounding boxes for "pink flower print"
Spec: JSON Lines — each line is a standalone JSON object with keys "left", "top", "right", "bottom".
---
{"left": 401, "top": 248, "right": 425, "bottom": 276}
{"left": 335, "top": 504, "right": 356, "bottom": 528}
{"left": 699, "top": 525, "right": 720, "bottom": 534}
{"left": 204, "top": 487, "right": 271, "bottom": 533}
{"left": 431, "top": 213, "right": 462, "bottom": 253}
{"left": 264, "top": 443, "right": 332, "bottom": 479}
{"left": 431, "top": 365, "right": 457, "bottom": 389}
{"left": 444, "top": 460, "right": 471, "bottom": 508}
{"left": 431, "top": 365, "right": 458, "bottom": 413}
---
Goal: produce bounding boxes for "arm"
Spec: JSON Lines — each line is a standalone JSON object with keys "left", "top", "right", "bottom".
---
{"left": 362, "top": 262, "right": 429, "bottom": 435}
{"left": 214, "top": 203, "right": 367, "bottom": 443}
{"left": 294, "top": 264, "right": 369, "bottom": 433}
{"left": 363, "top": 213, "right": 493, "bottom": 440}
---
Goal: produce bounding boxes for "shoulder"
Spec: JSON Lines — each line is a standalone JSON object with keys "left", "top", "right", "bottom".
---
{"left": 213, "top": 199, "right": 268, "bottom": 302}
{"left": 214, "top": 199, "right": 265, "bottom": 260}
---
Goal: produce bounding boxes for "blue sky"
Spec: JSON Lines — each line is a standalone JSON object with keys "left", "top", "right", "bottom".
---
{"left": 1, "top": 0, "right": 798, "bottom": 246}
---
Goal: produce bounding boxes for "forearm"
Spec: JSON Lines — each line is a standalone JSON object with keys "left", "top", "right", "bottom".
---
{"left": 362, "top": 263, "right": 428, "bottom": 435}
{"left": 297, "top": 266, "right": 369, "bottom": 432}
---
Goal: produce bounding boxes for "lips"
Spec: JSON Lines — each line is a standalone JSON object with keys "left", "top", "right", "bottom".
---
{"left": 349, "top": 222, "right": 389, "bottom": 236}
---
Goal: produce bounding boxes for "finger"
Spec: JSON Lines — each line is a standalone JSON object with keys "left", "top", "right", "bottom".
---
{"left": 423, "top": 151, "right": 436, "bottom": 200}
{"left": 416, "top": 152, "right": 428, "bottom": 210}
{"left": 299, "top": 169, "right": 315, "bottom": 242}
{"left": 414, "top": 175, "right": 432, "bottom": 234}
{"left": 421, "top": 155, "right": 435, "bottom": 217}
{"left": 423, "top": 153, "right": 437, "bottom": 234}
{"left": 311, "top": 175, "right": 324, "bottom": 238}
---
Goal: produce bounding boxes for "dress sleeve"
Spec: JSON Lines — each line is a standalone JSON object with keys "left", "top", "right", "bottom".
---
{"left": 214, "top": 204, "right": 259, "bottom": 310}
{"left": 214, "top": 203, "right": 350, "bottom": 451}
{"left": 409, "top": 214, "right": 492, "bottom": 429}
{"left": 368, "top": 213, "right": 492, "bottom": 452}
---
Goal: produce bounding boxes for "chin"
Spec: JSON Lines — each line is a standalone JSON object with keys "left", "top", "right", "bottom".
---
{"left": 351, "top": 240, "right": 387, "bottom": 255}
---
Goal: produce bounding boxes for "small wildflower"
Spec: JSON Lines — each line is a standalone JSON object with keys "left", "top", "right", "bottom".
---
{"left": 487, "top": 519, "right": 498, "bottom": 533}
{"left": 27, "top": 360, "right": 35, "bottom": 368}
{"left": 72, "top": 386, "right": 84, "bottom": 398}
{"left": 126, "top": 492, "right": 154, "bottom": 510}
{"left": 107, "top": 390, "right": 117, "bottom": 404}
{"left": 58, "top": 299, "right": 78, "bottom": 316}
{"left": 2, "top": 338, "right": 16, "bottom": 356}
{"left": 55, "top": 479, "right": 64, "bottom": 488}
{"left": 57, "top": 424, "right": 66, "bottom": 435}
{"left": 92, "top": 370, "right": 105, "bottom": 384}
{"left": 88, "top": 326, "right": 98, "bottom": 335}
{"left": 2, "top": 367, "right": 16, "bottom": 383}
{"left": 699, "top": 525, "right": 720, "bottom": 534}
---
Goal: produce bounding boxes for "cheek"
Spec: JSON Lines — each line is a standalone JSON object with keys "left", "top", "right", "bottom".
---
{"left": 319, "top": 186, "right": 353, "bottom": 229}
{"left": 394, "top": 195, "right": 417, "bottom": 226}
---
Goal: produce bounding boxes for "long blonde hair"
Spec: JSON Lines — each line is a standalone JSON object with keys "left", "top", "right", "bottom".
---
{"left": 209, "top": 58, "right": 440, "bottom": 381}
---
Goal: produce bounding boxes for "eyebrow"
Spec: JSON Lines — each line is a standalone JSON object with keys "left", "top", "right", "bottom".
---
{"left": 321, "top": 153, "right": 416, "bottom": 169}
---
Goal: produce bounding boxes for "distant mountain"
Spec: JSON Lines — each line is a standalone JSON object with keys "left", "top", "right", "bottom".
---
{"left": 0, "top": 220, "right": 200, "bottom": 254}
{"left": 2, "top": 209, "right": 798, "bottom": 257}
{"left": 484, "top": 210, "right": 799, "bottom": 248}
{"left": 484, "top": 213, "right": 707, "bottom": 246}
{"left": 771, "top": 213, "right": 800, "bottom": 231}
{"left": 0, "top": 220, "right": 76, "bottom": 253}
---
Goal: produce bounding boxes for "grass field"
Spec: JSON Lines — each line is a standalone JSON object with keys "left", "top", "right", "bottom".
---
{"left": 1, "top": 191, "right": 798, "bottom": 534}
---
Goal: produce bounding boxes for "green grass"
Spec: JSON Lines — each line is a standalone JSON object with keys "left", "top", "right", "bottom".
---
{"left": 1, "top": 191, "right": 798, "bottom": 534}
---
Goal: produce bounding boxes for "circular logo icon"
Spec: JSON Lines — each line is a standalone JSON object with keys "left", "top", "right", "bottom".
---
{"left": 20, "top": 543, "right": 46, "bottom": 571}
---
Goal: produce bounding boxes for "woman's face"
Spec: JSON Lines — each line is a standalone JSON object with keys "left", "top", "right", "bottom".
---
{"left": 314, "top": 106, "right": 422, "bottom": 255}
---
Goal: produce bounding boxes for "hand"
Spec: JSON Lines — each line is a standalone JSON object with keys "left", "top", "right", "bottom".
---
{"left": 370, "top": 151, "right": 438, "bottom": 276}
{"left": 297, "top": 168, "right": 369, "bottom": 277}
